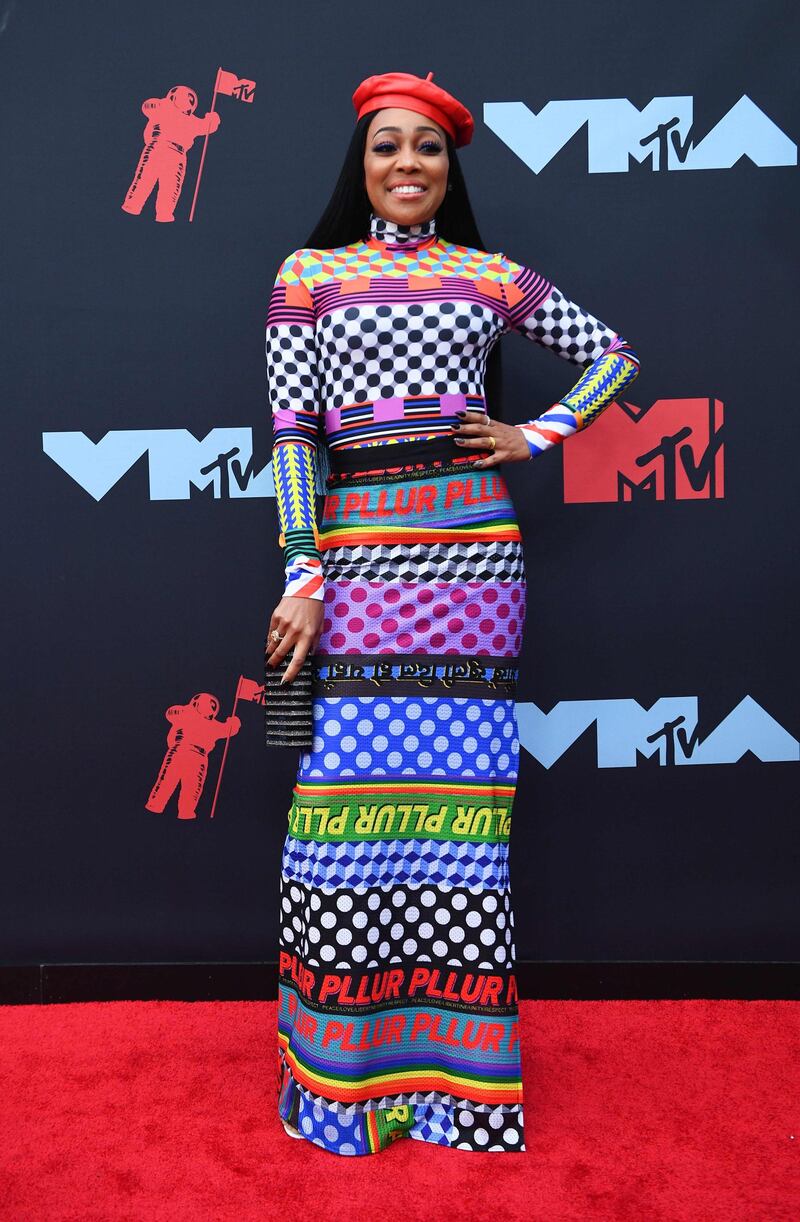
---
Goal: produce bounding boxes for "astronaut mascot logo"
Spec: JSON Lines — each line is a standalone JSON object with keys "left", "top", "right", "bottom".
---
{"left": 121, "top": 67, "right": 256, "bottom": 223}
{"left": 146, "top": 676, "right": 265, "bottom": 820}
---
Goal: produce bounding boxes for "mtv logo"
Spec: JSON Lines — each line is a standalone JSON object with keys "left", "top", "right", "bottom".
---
{"left": 42, "top": 428, "right": 275, "bottom": 501}
{"left": 562, "top": 398, "right": 724, "bottom": 504}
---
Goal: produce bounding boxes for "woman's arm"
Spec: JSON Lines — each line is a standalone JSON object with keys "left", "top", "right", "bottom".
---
{"left": 498, "top": 253, "right": 641, "bottom": 457}
{"left": 265, "top": 249, "right": 325, "bottom": 600}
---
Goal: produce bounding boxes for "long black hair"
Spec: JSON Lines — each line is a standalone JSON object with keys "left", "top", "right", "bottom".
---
{"left": 303, "top": 112, "right": 505, "bottom": 421}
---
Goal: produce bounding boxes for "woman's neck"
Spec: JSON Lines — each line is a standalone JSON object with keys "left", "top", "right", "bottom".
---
{"left": 368, "top": 210, "right": 437, "bottom": 252}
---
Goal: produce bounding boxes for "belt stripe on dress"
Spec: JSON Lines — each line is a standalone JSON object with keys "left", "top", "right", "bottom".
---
{"left": 327, "top": 430, "right": 486, "bottom": 475}
{"left": 312, "top": 655, "right": 518, "bottom": 696}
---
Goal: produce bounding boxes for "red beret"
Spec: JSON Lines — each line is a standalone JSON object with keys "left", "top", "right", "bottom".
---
{"left": 352, "top": 70, "right": 474, "bottom": 148}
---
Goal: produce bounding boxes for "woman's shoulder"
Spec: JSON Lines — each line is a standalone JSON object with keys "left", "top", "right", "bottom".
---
{"left": 272, "top": 242, "right": 357, "bottom": 284}
{"left": 272, "top": 247, "right": 315, "bottom": 282}
{"left": 435, "top": 237, "right": 534, "bottom": 283}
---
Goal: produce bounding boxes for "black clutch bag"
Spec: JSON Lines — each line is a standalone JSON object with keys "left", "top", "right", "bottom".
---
{"left": 263, "top": 646, "right": 314, "bottom": 749}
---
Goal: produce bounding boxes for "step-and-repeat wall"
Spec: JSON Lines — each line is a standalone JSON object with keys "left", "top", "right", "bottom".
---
{"left": 3, "top": 1, "right": 797, "bottom": 966}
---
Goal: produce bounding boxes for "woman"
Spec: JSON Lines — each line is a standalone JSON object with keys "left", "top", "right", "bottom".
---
{"left": 265, "top": 70, "right": 640, "bottom": 1156}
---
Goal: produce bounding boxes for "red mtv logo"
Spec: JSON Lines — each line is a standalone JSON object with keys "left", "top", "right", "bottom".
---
{"left": 562, "top": 398, "right": 724, "bottom": 503}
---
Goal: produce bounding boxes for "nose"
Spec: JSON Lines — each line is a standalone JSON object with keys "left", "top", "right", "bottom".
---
{"left": 394, "top": 143, "right": 421, "bottom": 171}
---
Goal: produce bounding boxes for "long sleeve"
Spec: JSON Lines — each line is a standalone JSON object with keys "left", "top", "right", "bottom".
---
{"left": 499, "top": 254, "right": 641, "bottom": 457}
{"left": 265, "top": 249, "right": 326, "bottom": 600}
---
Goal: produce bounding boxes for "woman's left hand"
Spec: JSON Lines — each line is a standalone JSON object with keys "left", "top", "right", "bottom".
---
{"left": 450, "top": 411, "right": 531, "bottom": 467}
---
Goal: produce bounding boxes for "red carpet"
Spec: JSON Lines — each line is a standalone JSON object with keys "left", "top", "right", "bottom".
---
{"left": 0, "top": 999, "right": 796, "bottom": 1220}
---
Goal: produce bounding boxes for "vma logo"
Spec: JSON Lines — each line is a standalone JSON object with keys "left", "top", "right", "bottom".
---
{"left": 42, "top": 428, "right": 273, "bottom": 500}
{"left": 517, "top": 696, "right": 798, "bottom": 769}
{"left": 483, "top": 94, "right": 797, "bottom": 174}
{"left": 562, "top": 398, "right": 724, "bottom": 504}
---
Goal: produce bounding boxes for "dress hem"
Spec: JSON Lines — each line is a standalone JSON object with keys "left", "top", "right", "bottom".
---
{"left": 278, "top": 1059, "right": 526, "bottom": 1156}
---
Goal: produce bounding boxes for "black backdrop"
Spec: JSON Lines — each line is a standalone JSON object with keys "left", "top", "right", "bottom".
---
{"left": 2, "top": 0, "right": 798, "bottom": 973}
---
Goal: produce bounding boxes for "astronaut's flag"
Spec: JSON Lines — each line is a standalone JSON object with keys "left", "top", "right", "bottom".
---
{"left": 238, "top": 677, "right": 265, "bottom": 703}
{"left": 188, "top": 66, "right": 257, "bottom": 221}
{"left": 215, "top": 69, "right": 256, "bottom": 103}
{"left": 208, "top": 674, "right": 265, "bottom": 818}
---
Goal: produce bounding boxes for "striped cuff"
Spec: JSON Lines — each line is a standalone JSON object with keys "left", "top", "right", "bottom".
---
{"left": 515, "top": 404, "right": 580, "bottom": 459}
{"left": 284, "top": 553, "right": 325, "bottom": 600}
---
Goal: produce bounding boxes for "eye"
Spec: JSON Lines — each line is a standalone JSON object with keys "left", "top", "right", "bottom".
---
{"left": 371, "top": 140, "right": 444, "bottom": 154}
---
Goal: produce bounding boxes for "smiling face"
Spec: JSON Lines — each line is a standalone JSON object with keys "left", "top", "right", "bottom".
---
{"left": 363, "top": 107, "right": 449, "bottom": 226}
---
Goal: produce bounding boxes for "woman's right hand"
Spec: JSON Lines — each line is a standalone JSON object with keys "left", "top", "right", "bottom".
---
{"left": 450, "top": 410, "right": 532, "bottom": 468}
{"left": 265, "top": 596, "right": 325, "bottom": 684}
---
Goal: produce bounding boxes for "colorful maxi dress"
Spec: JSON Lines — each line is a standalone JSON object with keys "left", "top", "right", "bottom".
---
{"left": 266, "top": 211, "right": 640, "bottom": 1155}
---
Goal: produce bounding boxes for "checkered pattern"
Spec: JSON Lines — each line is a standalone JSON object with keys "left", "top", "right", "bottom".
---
{"left": 316, "top": 301, "right": 498, "bottom": 414}
{"left": 510, "top": 282, "right": 620, "bottom": 367}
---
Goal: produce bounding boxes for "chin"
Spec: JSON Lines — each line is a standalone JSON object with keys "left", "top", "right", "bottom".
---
{"left": 383, "top": 192, "right": 435, "bottom": 220}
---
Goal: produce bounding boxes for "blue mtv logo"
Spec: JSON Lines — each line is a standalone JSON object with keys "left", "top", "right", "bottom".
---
{"left": 484, "top": 94, "right": 797, "bottom": 174}
{"left": 516, "top": 696, "right": 798, "bottom": 768}
{"left": 42, "top": 428, "right": 274, "bottom": 500}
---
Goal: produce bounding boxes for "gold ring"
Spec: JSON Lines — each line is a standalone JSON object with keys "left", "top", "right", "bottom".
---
{"left": 270, "top": 629, "right": 283, "bottom": 643}
{"left": 487, "top": 435, "right": 496, "bottom": 452}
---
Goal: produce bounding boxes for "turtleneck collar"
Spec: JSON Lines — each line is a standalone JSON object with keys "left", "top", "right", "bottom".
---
{"left": 368, "top": 211, "right": 437, "bottom": 252}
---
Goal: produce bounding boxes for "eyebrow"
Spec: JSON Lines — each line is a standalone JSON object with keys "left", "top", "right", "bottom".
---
{"left": 372, "top": 125, "right": 443, "bottom": 137}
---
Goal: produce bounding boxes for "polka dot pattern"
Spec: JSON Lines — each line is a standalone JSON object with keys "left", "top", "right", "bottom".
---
{"left": 298, "top": 696, "right": 520, "bottom": 784}
{"left": 319, "top": 580, "right": 524, "bottom": 656}
{"left": 452, "top": 1104, "right": 526, "bottom": 1152}
{"left": 287, "top": 1089, "right": 365, "bottom": 1155}
{"left": 279, "top": 878, "right": 516, "bottom": 971}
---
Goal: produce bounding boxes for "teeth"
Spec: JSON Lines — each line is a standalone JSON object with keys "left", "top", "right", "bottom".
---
{"left": 391, "top": 186, "right": 425, "bottom": 194}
